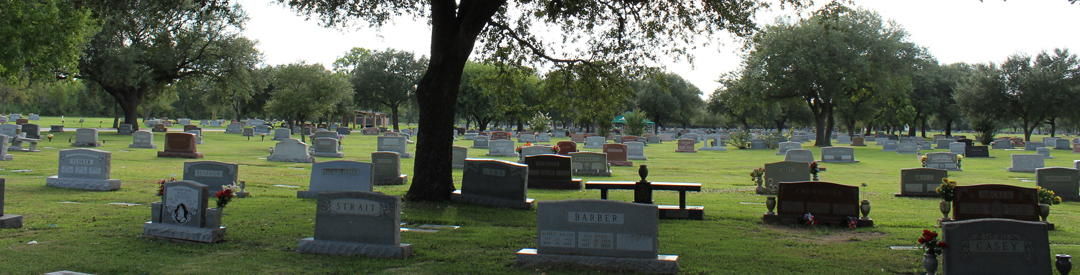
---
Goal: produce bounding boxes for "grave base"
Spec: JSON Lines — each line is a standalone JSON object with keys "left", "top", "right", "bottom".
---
{"left": 70, "top": 142, "right": 101, "bottom": 147}
{"left": 658, "top": 205, "right": 704, "bottom": 220}
{"left": 894, "top": 193, "right": 939, "bottom": 198}
{"left": 485, "top": 153, "right": 518, "bottom": 157}
{"left": 609, "top": 161, "right": 633, "bottom": 167}
{"left": 1006, "top": 167, "right": 1037, "bottom": 172}
{"left": 45, "top": 176, "right": 122, "bottom": 191}
{"left": 471, "top": 146, "right": 488, "bottom": 149}
{"left": 627, "top": 156, "right": 648, "bottom": 160}
{"left": 399, "top": 153, "right": 413, "bottom": 158}
{"left": 515, "top": 248, "right": 679, "bottom": 275}
{"left": 528, "top": 179, "right": 582, "bottom": 190}
{"left": 129, "top": 144, "right": 157, "bottom": 149}
{"left": 0, "top": 214, "right": 24, "bottom": 229}
{"left": 142, "top": 222, "right": 226, "bottom": 243}
{"left": 266, "top": 155, "right": 315, "bottom": 163}
{"left": 1, "top": 154, "right": 11, "bottom": 161}
{"left": 965, "top": 156, "right": 994, "bottom": 158}
{"left": 224, "top": 130, "right": 242, "bottom": 134}
{"left": 573, "top": 170, "right": 611, "bottom": 177}
{"left": 821, "top": 159, "right": 859, "bottom": 163}
{"left": 157, "top": 151, "right": 203, "bottom": 159}
{"left": 762, "top": 214, "right": 874, "bottom": 227}
{"left": 451, "top": 190, "right": 533, "bottom": 210}
{"left": 374, "top": 174, "right": 408, "bottom": 185}
{"left": 298, "top": 238, "right": 412, "bottom": 258}
{"left": 311, "top": 152, "right": 344, "bottom": 158}
{"left": 699, "top": 147, "right": 727, "bottom": 151}
{"left": 675, "top": 150, "right": 697, "bottom": 153}
{"left": 296, "top": 190, "right": 322, "bottom": 199}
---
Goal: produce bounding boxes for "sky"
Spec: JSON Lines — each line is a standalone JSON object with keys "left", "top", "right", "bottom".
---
{"left": 237, "top": 0, "right": 1078, "bottom": 95}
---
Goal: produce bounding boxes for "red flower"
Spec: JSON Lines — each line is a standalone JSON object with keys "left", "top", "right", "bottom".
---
{"left": 938, "top": 242, "right": 947, "bottom": 248}
{"left": 918, "top": 237, "right": 926, "bottom": 243}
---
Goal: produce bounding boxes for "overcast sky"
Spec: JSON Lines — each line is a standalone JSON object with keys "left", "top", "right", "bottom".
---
{"left": 237, "top": 0, "right": 1078, "bottom": 95}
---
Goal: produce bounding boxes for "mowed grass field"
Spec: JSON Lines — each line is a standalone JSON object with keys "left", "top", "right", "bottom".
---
{"left": 2, "top": 117, "right": 1079, "bottom": 274}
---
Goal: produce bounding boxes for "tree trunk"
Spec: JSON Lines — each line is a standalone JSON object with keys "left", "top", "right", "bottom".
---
{"left": 823, "top": 106, "right": 834, "bottom": 147}
{"left": 920, "top": 116, "right": 928, "bottom": 138}
{"left": 119, "top": 97, "right": 143, "bottom": 131}
{"left": 113, "top": 101, "right": 121, "bottom": 128}
{"left": 944, "top": 119, "right": 953, "bottom": 137}
{"left": 1048, "top": 117, "right": 1057, "bottom": 137}
{"left": 391, "top": 105, "right": 400, "bottom": 131}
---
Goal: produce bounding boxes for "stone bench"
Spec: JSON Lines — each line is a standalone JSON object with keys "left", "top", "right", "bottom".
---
{"left": 586, "top": 181, "right": 703, "bottom": 220}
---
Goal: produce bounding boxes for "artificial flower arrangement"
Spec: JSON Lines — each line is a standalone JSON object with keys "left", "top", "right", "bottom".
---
{"left": 155, "top": 175, "right": 177, "bottom": 197}
{"left": 750, "top": 167, "right": 764, "bottom": 184}
{"left": 515, "top": 142, "right": 533, "bottom": 153}
{"left": 918, "top": 229, "right": 947, "bottom": 256}
{"left": 936, "top": 178, "right": 957, "bottom": 202}
{"left": 809, "top": 161, "right": 821, "bottom": 177}
{"left": 215, "top": 182, "right": 242, "bottom": 208}
{"left": 1037, "top": 186, "right": 1063, "bottom": 206}
{"left": 551, "top": 144, "right": 560, "bottom": 154}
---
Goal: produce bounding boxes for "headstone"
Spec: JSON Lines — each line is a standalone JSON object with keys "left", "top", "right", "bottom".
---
{"left": 0, "top": 136, "right": 12, "bottom": 161}
{"left": 992, "top": 139, "right": 1015, "bottom": 149}
{"left": 1037, "top": 147, "right": 1053, "bottom": 159}
{"left": 311, "top": 137, "right": 344, "bottom": 158}
{"left": 486, "top": 139, "right": 518, "bottom": 157}
{"left": 626, "top": 142, "right": 647, "bottom": 160}
{"left": 1007, "top": 155, "right": 1045, "bottom": 172}
{"left": 113, "top": 124, "right": 132, "bottom": 135}
{"left": 143, "top": 180, "right": 225, "bottom": 243}
{"left": 621, "top": 135, "right": 641, "bottom": 144}
{"left": 952, "top": 184, "right": 1039, "bottom": 222}
{"left": 184, "top": 129, "right": 203, "bottom": 145}
{"left": 966, "top": 145, "right": 992, "bottom": 158}
{"left": 27, "top": 114, "right": 39, "bottom": 121}
{"left": 674, "top": 139, "right": 696, "bottom": 153}
{"left": 897, "top": 168, "right": 948, "bottom": 197}
{"left": 699, "top": 135, "right": 726, "bottom": 151}
{"left": 925, "top": 152, "right": 962, "bottom": 171}
{"left": 516, "top": 200, "right": 677, "bottom": 274}
{"left": 645, "top": 134, "right": 660, "bottom": 144}
{"left": 45, "top": 148, "right": 122, "bottom": 191}
{"left": 783, "top": 149, "right": 815, "bottom": 163}
{"left": 535, "top": 133, "right": 550, "bottom": 142}
{"left": 748, "top": 139, "right": 767, "bottom": 149}
{"left": 22, "top": 124, "right": 40, "bottom": 139}
{"left": 490, "top": 131, "right": 512, "bottom": 140}
{"left": 524, "top": 154, "right": 582, "bottom": 189}
{"left": 571, "top": 152, "right": 611, "bottom": 177}
{"left": 371, "top": 151, "right": 407, "bottom": 185}
{"left": 178, "top": 118, "right": 191, "bottom": 125}
{"left": 253, "top": 125, "right": 271, "bottom": 136}
{"left": 452, "top": 159, "right": 533, "bottom": 209}
{"left": 224, "top": 123, "right": 242, "bottom": 134}
{"left": 1025, "top": 142, "right": 1045, "bottom": 151}
{"left": 767, "top": 181, "right": 871, "bottom": 227}
{"left": 8, "top": 114, "right": 19, "bottom": 120}
{"left": 152, "top": 124, "right": 167, "bottom": 133}
{"left": 553, "top": 131, "right": 567, "bottom": 138}
{"left": 362, "top": 127, "right": 379, "bottom": 135}
{"left": 128, "top": 130, "right": 157, "bottom": 149}
{"left": 819, "top": 147, "right": 858, "bottom": 163}
{"left": 272, "top": 128, "right": 291, "bottom": 141}
{"left": 850, "top": 136, "right": 866, "bottom": 146}
{"left": 518, "top": 133, "right": 537, "bottom": 144}
{"left": 314, "top": 129, "right": 338, "bottom": 139}
{"left": 941, "top": 219, "right": 1051, "bottom": 275}
{"left": 659, "top": 134, "right": 674, "bottom": 142}
{"left": 182, "top": 161, "right": 242, "bottom": 198}
{"left": 896, "top": 142, "right": 919, "bottom": 154}
{"left": 298, "top": 191, "right": 411, "bottom": 258}
{"left": 936, "top": 139, "right": 956, "bottom": 149}
{"left": 518, "top": 145, "right": 554, "bottom": 163}
{"left": 14, "top": 119, "right": 27, "bottom": 125}
{"left": 603, "top": 144, "right": 633, "bottom": 166}
{"left": 183, "top": 125, "right": 199, "bottom": 132}
{"left": 336, "top": 127, "right": 351, "bottom": 136}
{"left": 375, "top": 136, "right": 411, "bottom": 158}
{"left": 240, "top": 127, "right": 254, "bottom": 137}
{"left": 297, "top": 161, "right": 373, "bottom": 198}
{"left": 0, "top": 124, "right": 18, "bottom": 137}
{"left": 949, "top": 142, "right": 966, "bottom": 155}
{"left": 246, "top": 119, "right": 265, "bottom": 126}
{"left": 49, "top": 125, "right": 64, "bottom": 133}
{"left": 157, "top": 133, "right": 202, "bottom": 158}
{"left": 775, "top": 141, "right": 801, "bottom": 155}
{"left": 452, "top": 146, "right": 468, "bottom": 169}
{"left": 210, "top": 120, "right": 222, "bottom": 127}
{"left": 0, "top": 179, "right": 24, "bottom": 228}
{"left": 267, "top": 138, "right": 315, "bottom": 163}
{"left": 556, "top": 141, "right": 578, "bottom": 155}
{"left": 763, "top": 161, "right": 810, "bottom": 193}
{"left": 472, "top": 136, "right": 490, "bottom": 149}
{"left": 1055, "top": 140, "right": 1072, "bottom": 150}
{"left": 583, "top": 136, "right": 606, "bottom": 149}
{"left": 1044, "top": 137, "right": 1060, "bottom": 148}
{"left": 1036, "top": 167, "right": 1080, "bottom": 201}
{"left": 881, "top": 140, "right": 898, "bottom": 151}
{"left": 69, "top": 128, "right": 102, "bottom": 147}
{"left": 570, "top": 133, "right": 585, "bottom": 143}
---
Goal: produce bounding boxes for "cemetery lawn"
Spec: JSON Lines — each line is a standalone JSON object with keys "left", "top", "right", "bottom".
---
{"left": 3, "top": 117, "right": 1080, "bottom": 274}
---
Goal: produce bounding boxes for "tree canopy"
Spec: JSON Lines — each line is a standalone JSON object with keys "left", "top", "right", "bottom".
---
{"left": 264, "top": 63, "right": 354, "bottom": 132}
{"left": 335, "top": 48, "right": 427, "bottom": 131}
{"left": 0, "top": 0, "right": 98, "bottom": 83}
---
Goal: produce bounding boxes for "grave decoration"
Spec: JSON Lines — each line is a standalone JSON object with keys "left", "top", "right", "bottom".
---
{"left": 762, "top": 181, "right": 873, "bottom": 228}
{"left": 298, "top": 191, "right": 412, "bottom": 258}
{"left": 586, "top": 165, "right": 703, "bottom": 220}
{"left": 143, "top": 180, "right": 227, "bottom": 243}
{"left": 0, "top": 179, "right": 24, "bottom": 229}
{"left": 451, "top": 159, "right": 534, "bottom": 210}
{"left": 524, "top": 154, "right": 582, "bottom": 189}
{"left": 515, "top": 199, "right": 678, "bottom": 274}
{"left": 46, "top": 149, "right": 123, "bottom": 191}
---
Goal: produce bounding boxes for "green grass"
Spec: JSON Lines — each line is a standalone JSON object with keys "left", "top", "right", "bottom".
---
{"left": 2, "top": 116, "right": 1079, "bottom": 274}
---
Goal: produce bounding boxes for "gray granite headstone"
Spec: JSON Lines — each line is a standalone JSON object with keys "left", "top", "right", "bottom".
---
{"left": 837, "top": 135, "right": 851, "bottom": 144}
{"left": 311, "top": 137, "right": 343, "bottom": 158}
{"left": 518, "top": 133, "right": 536, "bottom": 143}
{"left": 452, "top": 146, "right": 468, "bottom": 169}
{"left": 225, "top": 123, "right": 242, "bottom": 134}
{"left": 626, "top": 142, "right": 647, "bottom": 160}
{"left": 267, "top": 138, "right": 315, "bottom": 163}
{"left": 161, "top": 180, "right": 209, "bottom": 227}
{"left": 298, "top": 161, "right": 373, "bottom": 198}
{"left": 583, "top": 136, "right": 606, "bottom": 149}
{"left": 0, "top": 135, "right": 12, "bottom": 161}
{"left": 298, "top": 191, "right": 411, "bottom": 258}
{"left": 45, "top": 148, "right": 122, "bottom": 191}
{"left": 1036, "top": 147, "right": 1053, "bottom": 159}
{"left": 519, "top": 145, "right": 554, "bottom": 163}
{"left": 183, "top": 161, "right": 239, "bottom": 196}
{"left": 570, "top": 152, "right": 610, "bottom": 176}
{"left": 750, "top": 139, "right": 768, "bottom": 149}
{"left": 896, "top": 142, "right": 919, "bottom": 154}
{"left": 254, "top": 125, "right": 271, "bottom": 135}
{"left": 376, "top": 136, "right": 411, "bottom": 158}
{"left": 242, "top": 128, "right": 254, "bottom": 137}
{"left": 925, "top": 152, "right": 961, "bottom": 171}
{"left": 1025, "top": 142, "right": 1045, "bottom": 151}
{"left": 486, "top": 139, "right": 518, "bottom": 157}
{"left": 1035, "top": 167, "right": 1079, "bottom": 201}
{"left": 775, "top": 142, "right": 801, "bottom": 155}
{"left": 454, "top": 159, "right": 532, "bottom": 209}
{"left": 314, "top": 131, "right": 338, "bottom": 139}
{"left": 22, "top": 124, "right": 40, "bottom": 139}
{"left": 272, "top": 128, "right": 292, "bottom": 141}
{"left": 117, "top": 124, "right": 133, "bottom": 135}
{"left": 764, "top": 161, "right": 810, "bottom": 191}
{"left": 941, "top": 219, "right": 1050, "bottom": 275}
{"left": 881, "top": 140, "right": 898, "bottom": 151}
{"left": 992, "top": 139, "right": 1015, "bottom": 149}
{"left": 898, "top": 168, "right": 948, "bottom": 197}
{"left": 0, "top": 124, "right": 18, "bottom": 138}
{"left": 472, "top": 136, "right": 489, "bottom": 149}
{"left": 819, "top": 147, "right": 857, "bottom": 163}
{"left": 1007, "top": 154, "right": 1045, "bottom": 172}
{"left": 534, "top": 200, "right": 659, "bottom": 258}
{"left": 783, "top": 149, "right": 815, "bottom": 163}
{"left": 371, "top": 151, "right": 407, "bottom": 185}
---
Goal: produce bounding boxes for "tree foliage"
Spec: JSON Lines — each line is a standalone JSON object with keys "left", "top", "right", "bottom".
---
{"left": 264, "top": 63, "right": 354, "bottom": 133}
{"left": 634, "top": 72, "right": 703, "bottom": 129}
{"left": 0, "top": 0, "right": 98, "bottom": 83}
{"left": 335, "top": 48, "right": 427, "bottom": 131}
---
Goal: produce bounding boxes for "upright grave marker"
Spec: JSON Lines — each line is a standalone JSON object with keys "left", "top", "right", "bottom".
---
{"left": 762, "top": 181, "right": 873, "bottom": 227}
{"left": 524, "top": 154, "right": 582, "bottom": 189}
{"left": 760, "top": 161, "right": 810, "bottom": 195}
{"left": 371, "top": 151, "right": 408, "bottom": 185}
{"left": 571, "top": 152, "right": 611, "bottom": 176}
{"left": 46, "top": 149, "right": 122, "bottom": 191}
{"left": 267, "top": 138, "right": 316, "bottom": 163}
{"left": 128, "top": 131, "right": 157, "bottom": 149}
{"left": 556, "top": 141, "right": 578, "bottom": 155}
{"left": 452, "top": 159, "right": 533, "bottom": 209}
{"left": 0, "top": 135, "right": 12, "bottom": 161}
{"left": 377, "top": 136, "right": 412, "bottom": 158}
{"left": 311, "top": 137, "right": 343, "bottom": 158}
{"left": 783, "top": 149, "right": 815, "bottom": 163}
{"left": 775, "top": 141, "right": 801, "bottom": 155}
{"left": 603, "top": 144, "right": 633, "bottom": 166}
{"left": 452, "top": 146, "right": 468, "bottom": 169}
{"left": 298, "top": 191, "right": 412, "bottom": 258}
{"left": 951, "top": 184, "right": 1039, "bottom": 222}
{"left": 626, "top": 142, "right": 647, "bottom": 160}
{"left": 674, "top": 139, "right": 696, "bottom": 153}
{"left": 1036, "top": 167, "right": 1080, "bottom": 201}
{"left": 819, "top": 147, "right": 858, "bottom": 163}
{"left": 472, "top": 136, "right": 489, "bottom": 149}
{"left": 183, "top": 161, "right": 243, "bottom": 197}
{"left": 1006, "top": 154, "right": 1045, "bottom": 172}
{"left": 144, "top": 180, "right": 225, "bottom": 242}
{"left": 583, "top": 136, "right": 605, "bottom": 149}
{"left": 117, "top": 124, "right": 132, "bottom": 135}
{"left": 0, "top": 179, "right": 24, "bottom": 229}
{"left": 297, "top": 161, "right": 373, "bottom": 198}
{"left": 157, "top": 133, "right": 203, "bottom": 159}
{"left": 924, "top": 152, "right": 961, "bottom": 171}
{"left": 941, "top": 219, "right": 1051, "bottom": 275}
{"left": 486, "top": 139, "right": 518, "bottom": 157}
{"left": 895, "top": 168, "right": 948, "bottom": 197}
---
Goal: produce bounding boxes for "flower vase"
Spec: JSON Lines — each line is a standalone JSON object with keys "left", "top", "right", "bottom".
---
{"left": 859, "top": 200, "right": 871, "bottom": 220}
{"left": 765, "top": 196, "right": 776, "bottom": 215}
{"left": 940, "top": 201, "right": 952, "bottom": 221}
{"left": 1056, "top": 254, "right": 1072, "bottom": 275}
{"left": 812, "top": 174, "right": 819, "bottom": 181}
{"left": 1040, "top": 203, "right": 1050, "bottom": 222}
{"left": 924, "top": 253, "right": 939, "bottom": 275}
